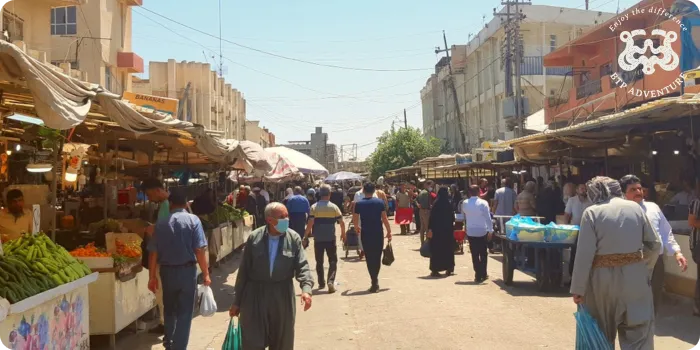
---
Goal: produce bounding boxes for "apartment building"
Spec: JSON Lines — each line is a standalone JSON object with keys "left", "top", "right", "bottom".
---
{"left": 543, "top": 0, "right": 690, "bottom": 127}
{"left": 281, "top": 127, "right": 338, "bottom": 173}
{"left": 421, "top": 5, "right": 615, "bottom": 152}
{"left": 245, "top": 120, "right": 273, "bottom": 148}
{"left": 131, "top": 60, "right": 247, "bottom": 140}
{"left": 2, "top": 0, "right": 143, "bottom": 94}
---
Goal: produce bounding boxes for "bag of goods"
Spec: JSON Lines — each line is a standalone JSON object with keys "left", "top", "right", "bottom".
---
{"left": 546, "top": 223, "right": 579, "bottom": 243}
{"left": 506, "top": 215, "right": 547, "bottom": 242}
{"left": 0, "top": 233, "right": 93, "bottom": 304}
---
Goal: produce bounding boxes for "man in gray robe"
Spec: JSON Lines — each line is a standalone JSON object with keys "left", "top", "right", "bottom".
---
{"left": 571, "top": 177, "right": 661, "bottom": 349}
{"left": 229, "top": 202, "right": 314, "bottom": 350}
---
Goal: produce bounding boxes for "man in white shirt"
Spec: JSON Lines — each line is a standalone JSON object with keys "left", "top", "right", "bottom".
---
{"left": 462, "top": 185, "right": 494, "bottom": 283}
{"left": 620, "top": 175, "right": 688, "bottom": 314}
{"left": 564, "top": 183, "right": 593, "bottom": 278}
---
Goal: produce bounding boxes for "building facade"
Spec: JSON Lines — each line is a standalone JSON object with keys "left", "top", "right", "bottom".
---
{"left": 421, "top": 5, "right": 615, "bottom": 152}
{"left": 543, "top": 0, "right": 687, "bottom": 127}
{"left": 245, "top": 120, "right": 273, "bottom": 148}
{"left": 3, "top": 0, "right": 143, "bottom": 94}
{"left": 281, "top": 127, "right": 338, "bottom": 173}
{"left": 131, "top": 59, "right": 246, "bottom": 140}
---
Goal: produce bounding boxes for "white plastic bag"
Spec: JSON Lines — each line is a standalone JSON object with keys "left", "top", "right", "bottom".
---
{"left": 198, "top": 285, "right": 217, "bottom": 317}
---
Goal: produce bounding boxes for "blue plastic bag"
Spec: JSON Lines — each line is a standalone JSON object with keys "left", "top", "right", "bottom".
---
{"left": 222, "top": 318, "right": 241, "bottom": 350}
{"left": 574, "top": 305, "right": 613, "bottom": 350}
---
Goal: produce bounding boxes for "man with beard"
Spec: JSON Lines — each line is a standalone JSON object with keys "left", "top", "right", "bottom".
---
{"left": 0, "top": 189, "right": 32, "bottom": 242}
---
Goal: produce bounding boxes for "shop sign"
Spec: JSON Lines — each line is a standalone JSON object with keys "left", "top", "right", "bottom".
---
{"left": 609, "top": 5, "right": 686, "bottom": 98}
{"left": 122, "top": 92, "right": 178, "bottom": 117}
{"left": 0, "top": 287, "right": 90, "bottom": 349}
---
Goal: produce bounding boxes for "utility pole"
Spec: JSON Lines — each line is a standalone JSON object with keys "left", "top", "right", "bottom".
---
{"left": 218, "top": 0, "right": 223, "bottom": 76}
{"left": 435, "top": 30, "right": 468, "bottom": 152}
{"left": 495, "top": 0, "right": 530, "bottom": 137}
{"left": 585, "top": 0, "right": 589, "bottom": 10}
{"left": 403, "top": 108, "right": 408, "bottom": 129}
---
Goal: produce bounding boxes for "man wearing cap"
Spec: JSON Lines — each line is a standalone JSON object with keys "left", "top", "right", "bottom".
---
{"left": 305, "top": 184, "right": 346, "bottom": 293}
{"left": 147, "top": 192, "right": 210, "bottom": 349}
{"left": 353, "top": 183, "right": 392, "bottom": 293}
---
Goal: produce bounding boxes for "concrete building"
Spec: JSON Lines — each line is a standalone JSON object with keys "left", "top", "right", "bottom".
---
{"left": 245, "top": 120, "right": 273, "bottom": 148}
{"left": 421, "top": 5, "right": 615, "bottom": 152}
{"left": 282, "top": 127, "right": 337, "bottom": 173}
{"left": 131, "top": 60, "right": 246, "bottom": 140}
{"left": 2, "top": 0, "right": 143, "bottom": 94}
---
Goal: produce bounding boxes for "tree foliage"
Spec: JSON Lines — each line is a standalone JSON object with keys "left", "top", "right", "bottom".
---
{"left": 367, "top": 127, "right": 441, "bottom": 180}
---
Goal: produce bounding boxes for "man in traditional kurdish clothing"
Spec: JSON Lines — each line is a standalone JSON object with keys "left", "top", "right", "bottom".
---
{"left": 571, "top": 176, "right": 661, "bottom": 349}
{"left": 229, "top": 202, "right": 314, "bottom": 350}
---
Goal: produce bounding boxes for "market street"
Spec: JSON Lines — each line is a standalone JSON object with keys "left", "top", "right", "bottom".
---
{"left": 98, "top": 221, "right": 700, "bottom": 350}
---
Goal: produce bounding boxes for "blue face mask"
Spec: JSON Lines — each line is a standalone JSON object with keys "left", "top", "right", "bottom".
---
{"left": 275, "top": 218, "right": 290, "bottom": 233}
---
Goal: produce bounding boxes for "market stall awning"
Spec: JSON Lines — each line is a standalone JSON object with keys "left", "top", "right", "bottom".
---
{"left": 324, "top": 171, "right": 363, "bottom": 182}
{"left": 265, "top": 146, "right": 329, "bottom": 176}
{"left": 0, "top": 40, "right": 272, "bottom": 172}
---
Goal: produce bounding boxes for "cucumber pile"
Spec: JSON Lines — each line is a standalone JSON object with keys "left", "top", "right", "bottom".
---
{"left": 0, "top": 233, "right": 92, "bottom": 304}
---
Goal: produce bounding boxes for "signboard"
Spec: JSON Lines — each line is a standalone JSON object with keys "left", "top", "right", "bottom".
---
{"left": 0, "top": 286, "right": 90, "bottom": 349}
{"left": 122, "top": 92, "right": 178, "bottom": 117}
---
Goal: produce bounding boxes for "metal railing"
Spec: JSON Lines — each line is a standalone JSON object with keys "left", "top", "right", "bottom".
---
{"left": 520, "top": 56, "right": 572, "bottom": 76}
{"left": 576, "top": 79, "right": 602, "bottom": 100}
{"left": 547, "top": 95, "right": 570, "bottom": 108}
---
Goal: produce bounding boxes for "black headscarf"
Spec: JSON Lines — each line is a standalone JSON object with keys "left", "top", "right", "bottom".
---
{"left": 432, "top": 187, "right": 451, "bottom": 212}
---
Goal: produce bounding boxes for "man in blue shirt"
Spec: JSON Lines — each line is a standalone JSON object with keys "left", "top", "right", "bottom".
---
{"left": 286, "top": 186, "right": 310, "bottom": 238}
{"left": 353, "top": 183, "right": 392, "bottom": 293}
{"left": 147, "top": 192, "right": 210, "bottom": 350}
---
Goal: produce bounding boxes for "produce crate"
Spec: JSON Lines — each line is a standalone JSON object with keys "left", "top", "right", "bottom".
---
{"left": 77, "top": 256, "right": 114, "bottom": 270}
{"left": 0, "top": 273, "right": 98, "bottom": 349}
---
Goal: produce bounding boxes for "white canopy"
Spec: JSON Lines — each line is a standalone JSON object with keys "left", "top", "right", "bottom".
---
{"left": 265, "top": 146, "right": 328, "bottom": 176}
{"left": 0, "top": 41, "right": 272, "bottom": 173}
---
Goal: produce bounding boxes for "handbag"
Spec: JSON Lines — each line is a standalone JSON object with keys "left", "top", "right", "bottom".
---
{"left": 222, "top": 318, "right": 241, "bottom": 350}
{"left": 420, "top": 239, "right": 431, "bottom": 258}
{"left": 382, "top": 243, "right": 395, "bottom": 266}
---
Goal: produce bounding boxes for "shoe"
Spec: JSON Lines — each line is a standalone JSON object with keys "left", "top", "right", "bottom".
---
{"left": 318, "top": 283, "right": 326, "bottom": 290}
{"left": 482, "top": 275, "right": 490, "bottom": 282}
{"left": 369, "top": 285, "right": 380, "bottom": 293}
{"left": 474, "top": 277, "right": 480, "bottom": 283}
{"left": 149, "top": 324, "right": 165, "bottom": 334}
{"left": 328, "top": 284, "right": 336, "bottom": 294}
{"left": 430, "top": 271, "right": 441, "bottom": 277}
{"left": 446, "top": 271, "right": 454, "bottom": 277}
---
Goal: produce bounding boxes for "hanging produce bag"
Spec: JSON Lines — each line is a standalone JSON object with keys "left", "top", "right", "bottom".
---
{"left": 222, "top": 318, "right": 242, "bottom": 350}
{"left": 420, "top": 239, "right": 431, "bottom": 258}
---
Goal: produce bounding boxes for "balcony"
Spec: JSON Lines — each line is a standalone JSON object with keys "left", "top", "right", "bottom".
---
{"left": 117, "top": 52, "right": 144, "bottom": 73}
{"left": 576, "top": 79, "right": 602, "bottom": 100}
{"left": 521, "top": 56, "right": 572, "bottom": 76}
{"left": 547, "top": 95, "right": 569, "bottom": 108}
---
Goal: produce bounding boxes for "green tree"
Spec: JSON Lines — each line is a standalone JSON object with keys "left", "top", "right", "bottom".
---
{"left": 367, "top": 127, "right": 441, "bottom": 180}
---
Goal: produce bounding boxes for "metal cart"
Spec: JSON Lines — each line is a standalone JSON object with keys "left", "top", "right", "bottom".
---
{"left": 499, "top": 235, "right": 574, "bottom": 292}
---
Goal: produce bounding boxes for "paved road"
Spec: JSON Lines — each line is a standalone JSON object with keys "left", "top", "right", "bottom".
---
{"left": 100, "top": 221, "right": 700, "bottom": 349}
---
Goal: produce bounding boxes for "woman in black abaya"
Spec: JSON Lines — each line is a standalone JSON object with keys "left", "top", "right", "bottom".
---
{"left": 428, "top": 187, "right": 456, "bottom": 277}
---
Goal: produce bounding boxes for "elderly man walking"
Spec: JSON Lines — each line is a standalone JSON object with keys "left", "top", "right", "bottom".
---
{"left": 286, "top": 186, "right": 311, "bottom": 238}
{"left": 305, "top": 184, "right": 346, "bottom": 293}
{"left": 230, "top": 202, "right": 314, "bottom": 350}
{"left": 571, "top": 177, "right": 661, "bottom": 348}
{"left": 620, "top": 175, "right": 688, "bottom": 315}
{"left": 147, "top": 192, "right": 210, "bottom": 350}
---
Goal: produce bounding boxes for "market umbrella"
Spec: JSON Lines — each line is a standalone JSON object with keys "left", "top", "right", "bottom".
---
{"left": 324, "top": 171, "right": 364, "bottom": 182}
{"left": 574, "top": 305, "right": 613, "bottom": 350}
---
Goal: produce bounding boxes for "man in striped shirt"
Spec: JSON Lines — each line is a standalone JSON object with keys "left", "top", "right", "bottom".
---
{"left": 305, "top": 185, "right": 346, "bottom": 293}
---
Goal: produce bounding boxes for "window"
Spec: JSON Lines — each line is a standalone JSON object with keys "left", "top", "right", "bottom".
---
{"left": 50, "top": 6, "right": 77, "bottom": 35}
{"left": 3, "top": 10, "right": 24, "bottom": 42}
{"left": 105, "top": 66, "right": 112, "bottom": 91}
{"left": 549, "top": 35, "right": 557, "bottom": 52}
{"left": 600, "top": 63, "right": 613, "bottom": 77}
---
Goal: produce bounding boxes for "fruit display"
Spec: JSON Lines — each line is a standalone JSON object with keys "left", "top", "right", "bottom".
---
{"left": 0, "top": 233, "right": 93, "bottom": 304}
{"left": 69, "top": 243, "right": 111, "bottom": 258}
{"left": 114, "top": 239, "right": 141, "bottom": 258}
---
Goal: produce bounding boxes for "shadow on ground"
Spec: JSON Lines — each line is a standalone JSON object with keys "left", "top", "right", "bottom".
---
{"left": 654, "top": 295, "right": 700, "bottom": 345}
{"left": 341, "top": 288, "right": 390, "bottom": 296}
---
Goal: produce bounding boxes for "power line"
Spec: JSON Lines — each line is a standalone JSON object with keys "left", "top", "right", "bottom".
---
{"left": 133, "top": 10, "right": 416, "bottom": 106}
{"left": 137, "top": 7, "right": 433, "bottom": 72}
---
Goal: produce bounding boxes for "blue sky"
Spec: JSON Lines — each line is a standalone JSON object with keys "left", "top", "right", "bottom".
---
{"left": 132, "top": 0, "right": 630, "bottom": 159}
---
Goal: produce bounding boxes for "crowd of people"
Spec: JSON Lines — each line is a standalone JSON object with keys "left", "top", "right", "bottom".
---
{"left": 136, "top": 171, "right": 700, "bottom": 349}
